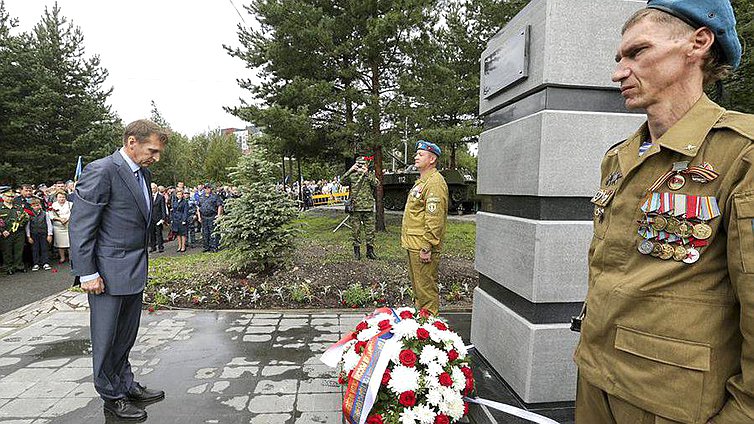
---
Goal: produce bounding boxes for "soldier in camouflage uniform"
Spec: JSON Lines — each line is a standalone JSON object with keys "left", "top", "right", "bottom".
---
{"left": 0, "top": 189, "right": 29, "bottom": 274}
{"left": 342, "top": 157, "right": 379, "bottom": 260}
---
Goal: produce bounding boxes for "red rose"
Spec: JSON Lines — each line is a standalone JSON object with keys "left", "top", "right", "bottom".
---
{"left": 466, "top": 376, "right": 474, "bottom": 390}
{"left": 381, "top": 368, "right": 391, "bottom": 386}
{"left": 355, "top": 341, "right": 367, "bottom": 354}
{"left": 416, "top": 328, "right": 430, "bottom": 340}
{"left": 461, "top": 366, "right": 473, "bottom": 378}
{"left": 399, "top": 391, "right": 416, "bottom": 407}
{"left": 147, "top": 306, "right": 155, "bottom": 313}
{"left": 399, "top": 349, "right": 417, "bottom": 367}
{"left": 439, "top": 372, "right": 453, "bottom": 387}
{"left": 355, "top": 321, "right": 368, "bottom": 332}
{"left": 367, "top": 414, "right": 384, "bottom": 424}
{"left": 464, "top": 402, "right": 469, "bottom": 415}
{"left": 378, "top": 319, "right": 391, "bottom": 331}
{"left": 435, "top": 414, "right": 450, "bottom": 424}
{"left": 447, "top": 349, "right": 459, "bottom": 361}
{"left": 419, "top": 308, "right": 432, "bottom": 318}
{"left": 433, "top": 321, "right": 448, "bottom": 331}
{"left": 399, "top": 310, "right": 414, "bottom": 320}
{"left": 338, "top": 373, "right": 347, "bottom": 384}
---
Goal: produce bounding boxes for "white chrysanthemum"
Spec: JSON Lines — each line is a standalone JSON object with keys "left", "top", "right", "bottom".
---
{"left": 399, "top": 408, "right": 417, "bottom": 424}
{"left": 392, "top": 319, "right": 420, "bottom": 340}
{"left": 426, "top": 387, "right": 443, "bottom": 407}
{"left": 357, "top": 326, "right": 380, "bottom": 341}
{"left": 388, "top": 365, "right": 421, "bottom": 395}
{"left": 425, "top": 325, "right": 444, "bottom": 343}
{"left": 446, "top": 393, "right": 465, "bottom": 420}
{"left": 437, "top": 387, "right": 459, "bottom": 415}
{"left": 412, "top": 404, "right": 436, "bottom": 424}
{"left": 342, "top": 349, "right": 361, "bottom": 372}
{"left": 419, "top": 345, "right": 442, "bottom": 365}
{"left": 445, "top": 333, "right": 467, "bottom": 356}
{"left": 451, "top": 366, "right": 466, "bottom": 392}
{"left": 435, "top": 350, "right": 449, "bottom": 366}
{"left": 425, "top": 362, "right": 444, "bottom": 378}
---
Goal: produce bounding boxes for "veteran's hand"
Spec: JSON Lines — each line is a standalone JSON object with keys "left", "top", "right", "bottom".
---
{"left": 81, "top": 276, "right": 105, "bottom": 295}
{"left": 420, "top": 249, "right": 431, "bottom": 263}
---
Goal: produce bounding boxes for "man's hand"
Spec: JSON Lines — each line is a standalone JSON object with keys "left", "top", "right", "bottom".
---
{"left": 2, "top": 230, "right": 9, "bottom": 238}
{"left": 27, "top": 236, "right": 34, "bottom": 244}
{"left": 420, "top": 249, "right": 432, "bottom": 263}
{"left": 81, "top": 276, "right": 105, "bottom": 295}
{"left": 46, "top": 235, "right": 52, "bottom": 244}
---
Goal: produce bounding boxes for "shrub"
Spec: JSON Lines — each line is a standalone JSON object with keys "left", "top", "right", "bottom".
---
{"left": 342, "top": 283, "right": 373, "bottom": 307}
{"left": 217, "top": 146, "right": 298, "bottom": 272}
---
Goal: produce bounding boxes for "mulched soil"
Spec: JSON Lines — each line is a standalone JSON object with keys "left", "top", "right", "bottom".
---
{"left": 144, "top": 241, "right": 477, "bottom": 311}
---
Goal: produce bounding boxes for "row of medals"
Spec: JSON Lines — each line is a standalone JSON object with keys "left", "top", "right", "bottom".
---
{"left": 637, "top": 214, "right": 712, "bottom": 263}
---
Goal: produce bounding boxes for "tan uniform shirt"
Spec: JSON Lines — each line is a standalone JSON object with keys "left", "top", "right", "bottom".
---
{"left": 400, "top": 168, "right": 448, "bottom": 252}
{"left": 574, "top": 95, "right": 754, "bottom": 423}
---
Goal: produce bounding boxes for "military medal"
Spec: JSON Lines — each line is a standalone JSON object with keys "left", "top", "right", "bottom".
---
{"left": 677, "top": 221, "right": 693, "bottom": 238}
{"left": 665, "top": 217, "right": 681, "bottom": 235}
{"left": 672, "top": 245, "right": 688, "bottom": 261}
{"left": 683, "top": 247, "right": 700, "bottom": 264}
{"left": 590, "top": 188, "right": 614, "bottom": 208}
{"left": 667, "top": 174, "right": 686, "bottom": 190}
{"left": 651, "top": 215, "right": 668, "bottom": 231}
{"left": 692, "top": 223, "right": 712, "bottom": 240}
{"left": 659, "top": 243, "right": 675, "bottom": 260}
{"left": 650, "top": 243, "right": 663, "bottom": 257}
{"left": 638, "top": 240, "right": 654, "bottom": 255}
{"left": 593, "top": 207, "right": 605, "bottom": 222}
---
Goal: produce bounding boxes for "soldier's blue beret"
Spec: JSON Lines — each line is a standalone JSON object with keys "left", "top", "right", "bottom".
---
{"left": 416, "top": 140, "right": 441, "bottom": 157}
{"left": 647, "top": 0, "right": 742, "bottom": 69}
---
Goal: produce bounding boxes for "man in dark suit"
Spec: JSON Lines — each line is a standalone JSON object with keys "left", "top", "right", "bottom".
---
{"left": 148, "top": 182, "right": 167, "bottom": 253}
{"left": 70, "top": 119, "right": 169, "bottom": 421}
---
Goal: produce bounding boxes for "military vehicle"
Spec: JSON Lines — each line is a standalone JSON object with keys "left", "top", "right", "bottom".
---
{"left": 381, "top": 167, "right": 478, "bottom": 213}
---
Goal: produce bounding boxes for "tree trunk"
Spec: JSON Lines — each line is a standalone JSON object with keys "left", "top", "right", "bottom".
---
{"left": 297, "top": 156, "right": 302, "bottom": 206}
{"left": 371, "top": 59, "right": 386, "bottom": 232}
{"left": 287, "top": 153, "right": 294, "bottom": 190}
{"left": 281, "top": 154, "right": 286, "bottom": 186}
{"left": 450, "top": 143, "right": 457, "bottom": 169}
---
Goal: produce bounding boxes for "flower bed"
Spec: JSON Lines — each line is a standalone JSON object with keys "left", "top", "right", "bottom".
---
{"left": 322, "top": 307, "right": 474, "bottom": 424}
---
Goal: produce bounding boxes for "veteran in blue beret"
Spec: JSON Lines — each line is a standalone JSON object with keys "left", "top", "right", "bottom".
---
{"left": 574, "top": 1, "right": 754, "bottom": 423}
{"left": 400, "top": 140, "right": 449, "bottom": 315}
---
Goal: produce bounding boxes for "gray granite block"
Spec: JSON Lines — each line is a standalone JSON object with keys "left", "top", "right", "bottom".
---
{"left": 477, "top": 111, "right": 646, "bottom": 197}
{"left": 470, "top": 288, "right": 579, "bottom": 403}
{"left": 475, "top": 212, "right": 592, "bottom": 302}
{"left": 479, "top": 0, "right": 645, "bottom": 115}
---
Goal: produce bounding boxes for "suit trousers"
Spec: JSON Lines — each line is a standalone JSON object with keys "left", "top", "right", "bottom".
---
{"left": 575, "top": 375, "right": 682, "bottom": 424}
{"left": 30, "top": 233, "right": 49, "bottom": 265}
{"left": 149, "top": 222, "right": 164, "bottom": 250}
{"left": 406, "top": 250, "right": 440, "bottom": 315}
{"left": 88, "top": 292, "right": 142, "bottom": 400}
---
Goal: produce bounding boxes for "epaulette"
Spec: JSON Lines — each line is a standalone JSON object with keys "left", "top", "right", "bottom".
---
{"left": 713, "top": 111, "right": 754, "bottom": 141}
{"left": 605, "top": 139, "right": 628, "bottom": 156}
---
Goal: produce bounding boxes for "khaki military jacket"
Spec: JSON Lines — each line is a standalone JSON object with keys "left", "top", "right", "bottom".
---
{"left": 400, "top": 168, "right": 448, "bottom": 252}
{"left": 342, "top": 169, "right": 377, "bottom": 212}
{"left": 574, "top": 95, "right": 754, "bottom": 423}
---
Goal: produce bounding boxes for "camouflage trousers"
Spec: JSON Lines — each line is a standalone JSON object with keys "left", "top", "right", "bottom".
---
{"left": 350, "top": 211, "right": 375, "bottom": 247}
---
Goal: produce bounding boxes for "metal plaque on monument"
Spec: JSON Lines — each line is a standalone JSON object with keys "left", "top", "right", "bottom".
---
{"left": 471, "top": 0, "right": 646, "bottom": 417}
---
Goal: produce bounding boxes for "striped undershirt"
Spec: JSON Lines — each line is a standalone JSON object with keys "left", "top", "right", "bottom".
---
{"left": 638, "top": 140, "right": 653, "bottom": 156}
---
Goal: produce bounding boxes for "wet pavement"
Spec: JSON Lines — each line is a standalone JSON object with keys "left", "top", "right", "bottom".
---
{"left": 0, "top": 291, "right": 478, "bottom": 424}
{"left": 0, "top": 288, "right": 576, "bottom": 424}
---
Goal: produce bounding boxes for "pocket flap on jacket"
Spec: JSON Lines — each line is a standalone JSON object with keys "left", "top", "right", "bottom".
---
{"left": 735, "top": 196, "right": 754, "bottom": 218}
{"left": 406, "top": 229, "right": 424, "bottom": 236}
{"left": 615, "top": 326, "right": 711, "bottom": 371}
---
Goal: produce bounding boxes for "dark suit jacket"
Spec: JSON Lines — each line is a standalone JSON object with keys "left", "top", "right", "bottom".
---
{"left": 150, "top": 193, "right": 167, "bottom": 224}
{"left": 69, "top": 151, "right": 151, "bottom": 295}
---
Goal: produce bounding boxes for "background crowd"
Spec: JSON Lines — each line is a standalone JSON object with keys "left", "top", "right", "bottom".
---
{"left": 0, "top": 181, "right": 241, "bottom": 275}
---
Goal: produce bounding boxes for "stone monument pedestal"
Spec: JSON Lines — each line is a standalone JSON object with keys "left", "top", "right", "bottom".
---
{"left": 471, "top": 0, "right": 645, "bottom": 411}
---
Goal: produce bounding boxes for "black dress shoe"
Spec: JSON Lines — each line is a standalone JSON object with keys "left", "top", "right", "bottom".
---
{"left": 103, "top": 399, "right": 147, "bottom": 421}
{"left": 127, "top": 382, "right": 165, "bottom": 402}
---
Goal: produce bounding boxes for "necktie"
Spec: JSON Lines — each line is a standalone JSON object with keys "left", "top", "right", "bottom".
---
{"left": 134, "top": 170, "right": 140, "bottom": 184}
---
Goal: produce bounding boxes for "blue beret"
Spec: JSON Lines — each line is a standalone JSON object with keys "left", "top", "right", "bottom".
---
{"left": 647, "top": 0, "right": 742, "bottom": 69}
{"left": 416, "top": 140, "right": 441, "bottom": 157}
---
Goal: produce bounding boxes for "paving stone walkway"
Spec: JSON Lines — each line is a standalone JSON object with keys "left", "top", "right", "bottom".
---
{"left": 0, "top": 290, "right": 472, "bottom": 423}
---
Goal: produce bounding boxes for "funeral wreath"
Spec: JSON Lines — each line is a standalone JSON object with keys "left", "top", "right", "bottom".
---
{"left": 322, "top": 307, "right": 474, "bottom": 424}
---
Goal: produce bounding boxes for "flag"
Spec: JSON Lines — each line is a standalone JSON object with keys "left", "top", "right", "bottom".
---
{"left": 74, "top": 156, "right": 83, "bottom": 182}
